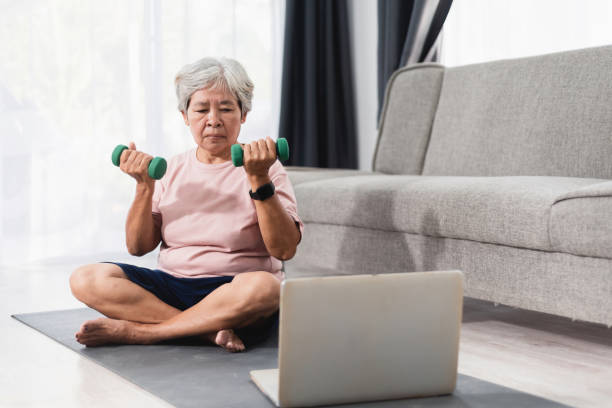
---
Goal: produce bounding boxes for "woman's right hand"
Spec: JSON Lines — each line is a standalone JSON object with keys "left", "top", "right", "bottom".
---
{"left": 119, "top": 142, "right": 155, "bottom": 187}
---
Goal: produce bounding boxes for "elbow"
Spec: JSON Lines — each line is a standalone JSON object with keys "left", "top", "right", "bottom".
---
{"left": 127, "top": 248, "right": 143, "bottom": 257}
{"left": 126, "top": 236, "right": 159, "bottom": 257}
{"left": 127, "top": 245, "right": 146, "bottom": 257}
{"left": 270, "top": 233, "right": 301, "bottom": 260}
{"left": 273, "top": 246, "right": 297, "bottom": 261}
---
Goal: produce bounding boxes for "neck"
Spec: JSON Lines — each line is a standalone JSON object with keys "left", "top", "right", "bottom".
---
{"left": 196, "top": 146, "right": 230, "bottom": 164}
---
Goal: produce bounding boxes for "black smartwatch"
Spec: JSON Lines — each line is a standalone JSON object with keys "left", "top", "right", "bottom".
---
{"left": 249, "top": 182, "right": 275, "bottom": 201}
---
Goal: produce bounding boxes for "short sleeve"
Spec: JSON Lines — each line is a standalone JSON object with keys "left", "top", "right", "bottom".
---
{"left": 269, "top": 161, "right": 304, "bottom": 238}
{"left": 152, "top": 179, "right": 164, "bottom": 229}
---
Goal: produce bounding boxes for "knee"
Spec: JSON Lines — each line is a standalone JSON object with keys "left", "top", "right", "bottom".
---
{"left": 69, "top": 264, "right": 105, "bottom": 304}
{"left": 235, "top": 273, "right": 280, "bottom": 317}
{"left": 69, "top": 265, "right": 93, "bottom": 300}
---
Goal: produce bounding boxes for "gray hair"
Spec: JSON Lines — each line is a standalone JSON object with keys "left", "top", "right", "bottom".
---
{"left": 174, "top": 57, "right": 254, "bottom": 117}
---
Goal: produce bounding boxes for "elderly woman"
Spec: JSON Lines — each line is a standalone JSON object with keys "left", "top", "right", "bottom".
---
{"left": 69, "top": 57, "right": 302, "bottom": 352}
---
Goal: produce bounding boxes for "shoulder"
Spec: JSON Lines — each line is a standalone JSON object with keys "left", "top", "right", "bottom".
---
{"left": 169, "top": 149, "right": 193, "bottom": 166}
{"left": 167, "top": 149, "right": 194, "bottom": 173}
{"left": 269, "top": 160, "right": 288, "bottom": 178}
{"left": 269, "top": 161, "right": 295, "bottom": 190}
{"left": 157, "top": 149, "right": 194, "bottom": 186}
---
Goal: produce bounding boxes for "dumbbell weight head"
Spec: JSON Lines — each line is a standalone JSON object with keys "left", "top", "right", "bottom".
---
{"left": 111, "top": 144, "right": 167, "bottom": 180}
{"left": 112, "top": 144, "right": 128, "bottom": 166}
{"left": 231, "top": 143, "right": 244, "bottom": 167}
{"left": 276, "top": 138, "right": 290, "bottom": 162}
{"left": 231, "top": 138, "right": 290, "bottom": 167}
{"left": 148, "top": 157, "right": 167, "bottom": 180}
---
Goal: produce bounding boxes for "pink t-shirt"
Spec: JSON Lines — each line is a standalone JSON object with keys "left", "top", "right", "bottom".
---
{"left": 151, "top": 149, "right": 303, "bottom": 281}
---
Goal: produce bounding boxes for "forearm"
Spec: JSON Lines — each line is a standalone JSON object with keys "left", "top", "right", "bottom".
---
{"left": 125, "top": 184, "right": 160, "bottom": 256}
{"left": 250, "top": 176, "right": 301, "bottom": 260}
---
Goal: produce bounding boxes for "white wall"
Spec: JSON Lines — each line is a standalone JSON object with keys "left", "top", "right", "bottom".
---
{"left": 442, "top": 0, "right": 612, "bottom": 67}
{"left": 348, "top": 0, "right": 379, "bottom": 171}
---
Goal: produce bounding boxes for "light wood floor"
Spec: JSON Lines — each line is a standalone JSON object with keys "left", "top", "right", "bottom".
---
{"left": 460, "top": 298, "right": 612, "bottom": 408}
{"left": 2, "top": 256, "right": 611, "bottom": 407}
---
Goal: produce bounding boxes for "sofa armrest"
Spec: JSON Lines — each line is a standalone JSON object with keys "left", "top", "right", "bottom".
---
{"left": 374, "top": 64, "right": 444, "bottom": 175}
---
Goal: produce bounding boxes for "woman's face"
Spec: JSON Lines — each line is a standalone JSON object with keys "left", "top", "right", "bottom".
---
{"left": 182, "top": 87, "right": 246, "bottom": 158}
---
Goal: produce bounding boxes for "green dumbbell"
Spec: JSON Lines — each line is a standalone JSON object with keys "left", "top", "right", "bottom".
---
{"left": 111, "top": 145, "right": 167, "bottom": 180}
{"left": 231, "top": 138, "right": 290, "bottom": 167}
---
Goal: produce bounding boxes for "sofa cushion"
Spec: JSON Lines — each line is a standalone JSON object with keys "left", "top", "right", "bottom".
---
{"left": 550, "top": 181, "right": 612, "bottom": 258}
{"left": 294, "top": 175, "right": 605, "bottom": 255}
{"left": 422, "top": 45, "right": 612, "bottom": 179}
{"left": 373, "top": 64, "right": 444, "bottom": 174}
{"left": 286, "top": 167, "right": 372, "bottom": 186}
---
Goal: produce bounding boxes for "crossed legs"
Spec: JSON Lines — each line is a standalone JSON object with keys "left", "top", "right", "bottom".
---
{"left": 69, "top": 263, "right": 280, "bottom": 351}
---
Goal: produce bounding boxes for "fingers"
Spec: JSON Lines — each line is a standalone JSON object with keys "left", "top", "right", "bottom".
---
{"left": 126, "top": 152, "right": 152, "bottom": 173}
{"left": 257, "top": 138, "right": 268, "bottom": 153}
{"left": 119, "top": 147, "right": 152, "bottom": 181}
{"left": 120, "top": 141, "right": 138, "bottom": 165}
{"left": 243, "top": 137, "right": 276, "bottom": 177}
{"left": 265, "top": 137, "right": 276, "bottom": 158}
{"left": 135, "top": 153, "right": 151, "bottom": 174}
{"left": 244, "top": 138, "right": 275, "bottom": 162}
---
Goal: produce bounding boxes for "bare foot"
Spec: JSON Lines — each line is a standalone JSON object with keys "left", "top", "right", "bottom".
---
{"left": 75, "top": 317, "right": 143, "bottom": 347}
{"left": 76, "top": 318, "right": 244, "bottom": 351}
{"left": 207, "top": 329, "right": 245, "bottom": 352}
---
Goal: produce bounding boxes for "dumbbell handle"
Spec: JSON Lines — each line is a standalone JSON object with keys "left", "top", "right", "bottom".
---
{"left": 231, "top": 138, "right": 290, "bottom": 167}
{"left": 111, "top": 145, "right": 167, "bottom": 180}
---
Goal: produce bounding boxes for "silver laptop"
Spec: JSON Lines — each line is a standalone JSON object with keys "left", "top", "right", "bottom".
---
{"left": 250, "top": 270, "right": 464, "bottom": 407}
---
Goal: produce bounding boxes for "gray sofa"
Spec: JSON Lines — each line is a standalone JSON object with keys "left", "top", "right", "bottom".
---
{"left": 284, "top": 45, "right": 612, "bottom": 326}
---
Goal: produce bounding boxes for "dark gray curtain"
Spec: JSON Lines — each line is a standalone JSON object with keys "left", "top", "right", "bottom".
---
{"left": 378, "top": 0, "right": 453, "bottom": 116}
{"left": 278, "top": 0, "right": 358, "bottom": 169}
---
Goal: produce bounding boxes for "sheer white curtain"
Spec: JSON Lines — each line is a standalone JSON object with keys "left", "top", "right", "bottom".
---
{"left": 441, "top": 0, "right": 612, "bottom": 67}
{"left": 0, "top": 0, "right": 284, "bottom": 265}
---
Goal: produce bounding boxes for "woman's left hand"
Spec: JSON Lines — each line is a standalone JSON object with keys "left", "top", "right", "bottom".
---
{"left": 242, "top": 137, "right": 277, "bottom": 180}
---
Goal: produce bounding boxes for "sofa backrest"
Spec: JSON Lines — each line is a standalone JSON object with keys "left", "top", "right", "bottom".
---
{"left": 422, "top": 46, "right": 612, "bottom": 178}
{"left": 373, "top": 64, "right": 444, "bottom": 174}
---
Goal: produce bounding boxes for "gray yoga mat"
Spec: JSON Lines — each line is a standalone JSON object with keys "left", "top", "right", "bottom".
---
{"left": 12, "top": 308, "right": 567, "bottom": 408}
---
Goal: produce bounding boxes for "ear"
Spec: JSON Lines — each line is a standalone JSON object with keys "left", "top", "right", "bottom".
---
{"left": 181, "top": 110, "right": 189, "bottom": 126}
{"left": 240, "top": 111, "right": 248, "bottom": 124}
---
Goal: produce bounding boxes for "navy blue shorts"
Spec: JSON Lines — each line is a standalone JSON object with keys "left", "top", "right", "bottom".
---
{"left": 106, "top": 262, "right": 278, "bottom": 346}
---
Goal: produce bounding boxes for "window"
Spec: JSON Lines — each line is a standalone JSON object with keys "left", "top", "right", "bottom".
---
{"left": 0, "top": 0, "right": 284, "bottom": 264}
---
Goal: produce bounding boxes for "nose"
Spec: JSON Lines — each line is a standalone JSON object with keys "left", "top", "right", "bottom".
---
{"left": 206, "top": 109, "right": 222, "bottom": 128}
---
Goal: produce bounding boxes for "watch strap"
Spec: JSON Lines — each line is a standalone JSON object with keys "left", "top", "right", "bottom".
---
{"left": 249, "top": 182, "right": 275, "bottom": 201}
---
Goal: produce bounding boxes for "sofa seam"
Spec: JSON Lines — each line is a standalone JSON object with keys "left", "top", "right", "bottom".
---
{"left": 552, "top": 193, "right": 612, "bottom": 206}
{"left": 547, "top": 204, "right": 555, "bottom": 252}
